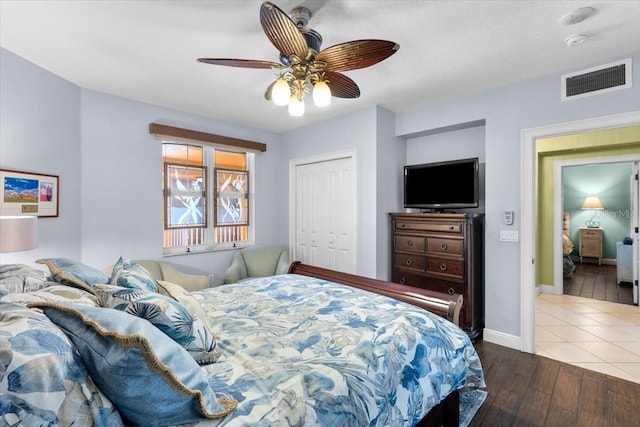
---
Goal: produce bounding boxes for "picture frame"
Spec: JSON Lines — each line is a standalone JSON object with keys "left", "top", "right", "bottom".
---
{"left": 214, "top": 168, "right": 249, "bottom": 227}
{"left": 0, "top": 169, "right": 59, "bottom": 217}
{"left": 164, "top": 163, "right": 207, "bottom": 229}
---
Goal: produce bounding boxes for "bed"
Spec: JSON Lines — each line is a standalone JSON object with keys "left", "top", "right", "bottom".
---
{"left": 0, "top": 259, "right": 485, "bottom": 427}
{"left": 563, "top": 212, "right": 577, "bottom": 278}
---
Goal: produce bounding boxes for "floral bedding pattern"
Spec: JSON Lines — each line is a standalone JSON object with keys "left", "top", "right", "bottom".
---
{"left": 0, "top": 301, "right": 122, "bottom": 426}
{"left": 190, "top": 274, "right": 485, "bottom": 427}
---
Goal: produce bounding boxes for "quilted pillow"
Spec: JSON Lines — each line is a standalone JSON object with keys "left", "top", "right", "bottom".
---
{"left": 109, "top": 257, "right": 157, "bottom": 292}
{"left": 0, "top": 263, "right": 50, "bottom": 297}
{"left": 36, "top": 258, "right": 109, "bottom": 293}
{"left": 2, "top": 283, "right": 99, "bottom": 307}
{"left": 93, "top": 284, "right": 220, "bottom": 364}
{"left": 30, "top": 302, "right": 237, "bottom": 426}
{"left": 0, "top": 301, "right": 123, "bottom": 425}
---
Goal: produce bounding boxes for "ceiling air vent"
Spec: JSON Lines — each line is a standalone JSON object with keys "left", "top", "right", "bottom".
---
{"left": 561, "top": 58, "right": 632, "bottom": 101}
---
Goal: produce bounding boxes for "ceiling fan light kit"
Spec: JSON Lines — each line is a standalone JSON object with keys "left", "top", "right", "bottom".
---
{"left": 197, "top": 1, "right": 399, "bottom": 117}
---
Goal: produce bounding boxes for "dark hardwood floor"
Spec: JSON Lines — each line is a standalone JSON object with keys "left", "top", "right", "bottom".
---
{"left": 564, "top": 262, "right": 634, "bottom": 305}
{"left": 469, "top": 341, "right": 640, "bottom": 427}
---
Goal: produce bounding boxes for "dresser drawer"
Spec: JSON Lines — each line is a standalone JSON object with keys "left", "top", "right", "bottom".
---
{"left": 393, "top": 270, "right": 463, "bottom": 295}
{"left": 426, "top": 256, "right": 464, "bottom": 279}
{"left": 581, "top": 229, "right": 601, "bottom": 238}
{"left": 394, "top": 253, "right": 426, "bottom": 271}
{"left": 427, "top": 238, "right": 463, "bottom": 255}
{"left": 395, "top": 221, "right": 463, "bottom": 235}
{"left": 395, "top": 235, "right": 426, "bottom": 252}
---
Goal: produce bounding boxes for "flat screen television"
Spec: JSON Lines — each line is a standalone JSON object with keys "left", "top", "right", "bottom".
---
{"left": 404, "top": 157, "right": 479, "bottom": 210}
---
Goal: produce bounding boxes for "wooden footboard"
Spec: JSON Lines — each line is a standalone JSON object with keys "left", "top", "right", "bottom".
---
{"left": 288, "top": 262, "right": 463, "bottom": 327}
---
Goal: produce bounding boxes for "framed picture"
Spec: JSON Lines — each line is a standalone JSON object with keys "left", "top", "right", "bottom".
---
{"left": 0, "top": 169, "right": 59, "bottom": 217}
{"left": 214, "top": 168, "right": 249, "bottom": 227}
{"left": 164, "top": 163, "right": 207, "bottom": 229}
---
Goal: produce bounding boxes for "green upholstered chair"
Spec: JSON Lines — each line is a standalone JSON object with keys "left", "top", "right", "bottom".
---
{"left": 104, "top": 260, "right": 210, "bottom": 292}
{"left": 224, "top": 246, "right": 290, "bottom": 284}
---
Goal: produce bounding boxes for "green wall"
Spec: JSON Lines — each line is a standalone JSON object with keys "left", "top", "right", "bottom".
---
{"left": 562, "top": 163, "right": 632, "bottom": 259}
{"left": 535, "top": 125, "right": 640, "bottom": 286}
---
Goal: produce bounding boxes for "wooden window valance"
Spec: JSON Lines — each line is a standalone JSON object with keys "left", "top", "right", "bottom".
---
{"left": 149, "top": 123, "right": 267, "bottom": 152}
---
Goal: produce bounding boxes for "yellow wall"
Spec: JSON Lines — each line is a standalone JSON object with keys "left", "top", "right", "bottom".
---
{"left": 535, "top": 125, "right": 640, "bottom": 285}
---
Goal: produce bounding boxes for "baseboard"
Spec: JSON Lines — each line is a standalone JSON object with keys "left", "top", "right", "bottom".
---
{"left": 570, "top": 255, "right": 616, "bottom": 266}
{"left": 538, "top": 284, "right": 562, "bottom": 295}
{"left": 482, "top": 328, "right": 521, "bottom": 351}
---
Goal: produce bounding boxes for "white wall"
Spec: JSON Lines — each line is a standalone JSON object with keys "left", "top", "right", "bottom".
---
{"left": 0, "top": 48, "right": 82, "bottom": 265}
{"left": 396, "top": 52, "right": 640, "bottom": 339}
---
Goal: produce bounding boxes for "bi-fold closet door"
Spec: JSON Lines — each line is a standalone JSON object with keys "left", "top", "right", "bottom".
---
{"left": 631, "top": 162, "right": 639, "bottom": 305}
{"left": 293, "top": 156, "right": 356, "bottom": 274}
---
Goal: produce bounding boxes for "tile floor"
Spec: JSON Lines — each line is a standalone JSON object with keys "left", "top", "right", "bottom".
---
{"left": 536, "top": 292, "right": 640, "bottom": 384}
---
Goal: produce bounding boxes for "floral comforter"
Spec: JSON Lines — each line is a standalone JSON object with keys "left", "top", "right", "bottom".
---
{"left": 189, "top": 274, "right": 485, "bottom": 426}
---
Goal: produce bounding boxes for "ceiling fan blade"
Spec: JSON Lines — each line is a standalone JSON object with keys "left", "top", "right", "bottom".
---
{"left": 197, "top": 58, "right": 281, "bottom": 69}
{"left": 260, "top": 1, "right": 308, "bottom": 59}
{"left": 317, "top": 40, "right": 399, "bottom": 72}
{"left": 325, "top": 71, "right": 360, "bottom": 98}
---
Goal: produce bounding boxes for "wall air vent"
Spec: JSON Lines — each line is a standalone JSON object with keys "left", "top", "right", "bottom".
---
{"left": 561, "top": 58, "right": 632, "bottom": 101}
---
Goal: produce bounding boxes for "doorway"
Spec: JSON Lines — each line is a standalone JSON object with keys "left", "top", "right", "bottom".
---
{"left": 521, "top": 112, "right": 640, "bottom": 354}
{"left": 559, "top": 160, "right": 638, "bottom": 306}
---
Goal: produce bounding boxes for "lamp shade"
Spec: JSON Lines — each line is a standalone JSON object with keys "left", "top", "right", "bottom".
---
{"left": 0, "top": 216, "right": 38, "bottom": 253}
{"left": 581, "top": 196, "right": 604, "bottom": 210}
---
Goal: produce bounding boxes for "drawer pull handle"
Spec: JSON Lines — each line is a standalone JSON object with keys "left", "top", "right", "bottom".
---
{"left": 406, "top": 259, "right": 413, "bottom": 266}
{"left": 400, "top": 223, "right": 406, "bottom": 228}
{"left": 440, "top": 243, "right": 448, "bottom": 250}
{"left": 407, "top": 240, "right": 413, "bottom": 247}
{"left": 449, "top": 226, "right": 455, "bottom": 231}
{"left": 400, "top": 278, "right": 406, "bottom": 285}
{"left": 439, "top": 263, "right": 447, "bottom": 271}
{"left": 448, "top": 287, "right": 455, "bottom": 295}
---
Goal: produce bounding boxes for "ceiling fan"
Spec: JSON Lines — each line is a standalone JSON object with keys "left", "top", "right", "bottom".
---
{"left": 198, "top": 1, "right": 399, "bottom": 116}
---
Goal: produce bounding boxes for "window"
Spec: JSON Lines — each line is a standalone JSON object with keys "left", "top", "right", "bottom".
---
{"left": 162, "top": 142, "right": 254, "bottom": 255}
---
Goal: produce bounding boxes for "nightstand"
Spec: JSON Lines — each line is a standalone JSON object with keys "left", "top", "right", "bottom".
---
{"left": 579, "top": 227, "right": 603, "bottom": 266}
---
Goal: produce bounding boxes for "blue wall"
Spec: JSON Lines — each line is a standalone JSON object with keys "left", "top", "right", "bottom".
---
{"left": 563, "top": 162, "right": 633, "bottom": 259}
{"left": 2, "top": 45, "right": 639, "bottom": 345}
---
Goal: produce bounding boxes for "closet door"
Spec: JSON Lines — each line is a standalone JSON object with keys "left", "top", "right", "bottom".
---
{"left": 632, "top": 162, "right": 639, "bottom": 305}
{"left": 293, "top": 156, "right": 356, "bottom": 273}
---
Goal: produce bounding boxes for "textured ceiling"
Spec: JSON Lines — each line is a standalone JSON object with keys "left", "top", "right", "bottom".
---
{"left": 1, "top": 1, "right": 639, "bottom": 133}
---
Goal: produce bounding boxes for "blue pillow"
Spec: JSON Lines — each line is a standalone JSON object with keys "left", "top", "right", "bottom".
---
{"left": 30, "top": 302, "right": 237, "bottom": 426}
{"left": 94, "top": 284, "right": 220, "bottom": 365}
{"left": 36, "top": 258, "right": 109, "bottom": 293}
{"left": 110, "top": 257, "right": 157, "bottom": 292}
{"left": 0, "top": 302, "right": 122, "bottom": 425}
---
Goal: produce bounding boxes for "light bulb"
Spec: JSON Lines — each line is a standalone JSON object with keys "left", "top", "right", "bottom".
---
{"left": 312, "top": 80, "right": 331, "bottom": 107}
{"left": 272, "top": 78, "right": 291, "bottom": 106}
{"left": 288, "top": 96, "right": 305, "bottom": 117}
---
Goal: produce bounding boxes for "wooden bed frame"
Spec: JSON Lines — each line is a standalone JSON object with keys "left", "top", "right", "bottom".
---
{"left": 288, "top": 261, "right": 464, "bottom": 426}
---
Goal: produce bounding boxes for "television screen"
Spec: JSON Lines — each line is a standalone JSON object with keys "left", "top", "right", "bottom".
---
{"left": 404, "top": 158, "right": 479, "bottom": 209}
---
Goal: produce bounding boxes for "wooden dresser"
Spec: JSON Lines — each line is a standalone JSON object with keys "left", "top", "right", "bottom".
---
{"left": 578, "top": 227, "right": 603, "bottom": 266}
{"left": 390, "top": 213, "right": 484, "bottom": 339}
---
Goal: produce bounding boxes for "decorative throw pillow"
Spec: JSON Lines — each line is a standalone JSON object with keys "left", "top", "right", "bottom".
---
{"left": 156, "top": 280, "right": 215, "bottom": 330}
{"left": 109, "top": 257, "right": 157, "bottom": 293}
{"left": 0, "top": 301, "right": 123, "bottom": 425}
{"left": 29, "top": 302, "right": 236, "bottom": 427}
{"left": 36, "top": 258, "right": 109, "bottom": 293}
{"left": 93, "top": 284, "right": 220, "bottom": 365}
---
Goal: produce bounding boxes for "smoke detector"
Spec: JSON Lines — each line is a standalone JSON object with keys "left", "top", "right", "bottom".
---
{"left": 559, "top": 7, "right": 595, "bottom": 25}
{"left": 565, "top": 34, "right": 588, "bottom": 46}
